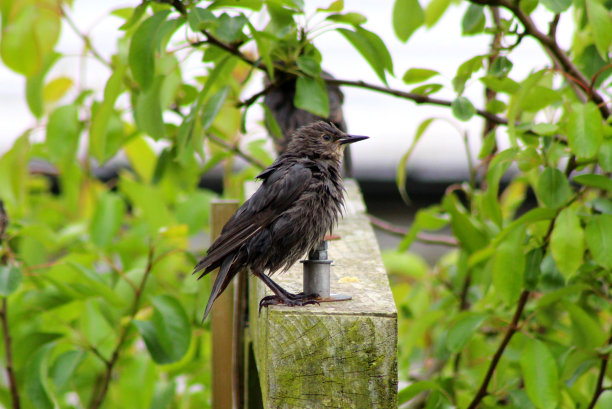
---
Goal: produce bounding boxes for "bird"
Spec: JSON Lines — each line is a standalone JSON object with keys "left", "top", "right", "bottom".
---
{"left": 194, "top": 121, "right": 368, "bottom": 320}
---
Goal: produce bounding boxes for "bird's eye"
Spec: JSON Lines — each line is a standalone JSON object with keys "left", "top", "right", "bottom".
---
{"left": 323, "top": 134, "right": 332, "bottom": 141}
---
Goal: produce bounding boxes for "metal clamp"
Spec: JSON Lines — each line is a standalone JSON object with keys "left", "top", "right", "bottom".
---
{"left": 301, "top": 241, "right": 351, "bottom": 303}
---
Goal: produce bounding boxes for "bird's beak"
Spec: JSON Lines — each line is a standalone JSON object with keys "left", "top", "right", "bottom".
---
{"left": 339, "top": 134, "right": 369, "bottom": 145}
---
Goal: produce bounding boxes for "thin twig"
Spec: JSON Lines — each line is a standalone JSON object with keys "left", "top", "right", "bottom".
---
{"left": 466, "top": 290, "right": 530, "bottom": 409}
{"left": 207, "top": 133, "right": 267, "bottom": 170}
{"left": 367, "top": 214, "right": 458, "bottom": 246}
{"left": 0, "top": 299, "right": 20, "bottom": 409}
{"left": 61, "top": 7, "right": 112, "bottom": 69}
{"left": 89, "top": 244, "right": 156, "bottom": 409}
{"left": 587, "top": 330, "right": 612, "bottom": 409}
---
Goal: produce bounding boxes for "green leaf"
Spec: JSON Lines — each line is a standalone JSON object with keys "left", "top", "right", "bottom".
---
{"left": 398, "top": 206, "right": 448, "bottom": 251}
{"left": 124, "top": 136, "right": 156, "bottom": 183}
{"left": 402, "top": 68, "right": 438, "bottom": 84}
{"left": 294, "top": 76, "right": 329, "bottom": 117}
{"left": 187, "top": 7, "right": 218, "bottom": 31}
{"left": 479, "top": 76, "right": 520, "bottom": 94}
{"left": 318, "top": 0, "right": 344, "bottom": 12}
{"left": 520, "top": 338, "right": 559, "bottom": 409}
{"left": 129, "top": 11, "right": 171, "bottom": 90}
{"left": 326, "top": 12, "right": 367, "bottom": 25}
{"left": 492, "top": 226, "right": 525, "bottom": 305}
{"left": 574, "top": 173, "right": 612, "bottom": 193}
{"left": 524, "top": 248, "right": 543, "bottom": 290}
{"left": 585, "top": 214, "right": 612, "bottom": 269}
{"left": 135, "top": 295, "right": 191, "bottom": 364}
{"left": 410, "top": 83, "right": 442, "bottom": 95}
{"left": 567, "top": 102, "right": 603, "bottom": 159}
{"left": 42, "top": 76, "right": 72, "bottom": 103}
{"left": 0, "top": 4, "right": 61, "bottom": 76}
{"left": 444, "top": 194, "right": 488, "bottom": 253}
{"left": 25, "top": 52, "right": 60, "bottom": 118}
{"left": 462, "top": 4, "right": 485, "bottom": 35}
{"left": 90, "top": 63, "right": 127, "bottom": 163}
{"left": 536, "top": 167, "right": 572, "bottom": 209}
{"left": 521, "top": 86, "right": 561, "bottom": 112}
{"left": 398, "top": 380, "right": 446, "bottom": 404}
{"left": 550, "top": 208, "right": 584, "bottom": 278}
{"left": 337, "top": 27, "right": 393, "bottom": 85}
{"left": 135, "top": 77, "right": 165, "bottom": 140}
{"left": 45, "top": 104, "right": 80, "bottom": 164}
{"left": 214, "top": 13, "right": 248, "bottom": 43}
{"left": 0, "top": 266, "right": 22, "bottom": 296}
{"left": 51, "top": 350, "right": 84, "bottom": 389}
{"left": 396, "top": 118, "right": 435, "bottom": 204}
{"left": 25, "top": 343, "right": 55, "bottom": 409}
{"left": 210, "top": 0, "right": 263, "bottom": 10}
{"left": 424, "top": 0, "right": 451, "bottom": 27}
{"left": 393, "top": 0, "right": 424, "bottom": 42}
{"left": 90, "top": 192, "right": 126, "bottom": 249}
{"left": 566, "top": 304, "right": 606, "bottom": 349}
{"left": 489, "top": 56, "right": 513, "bottom": 77}
{"left": 201, "top": 86, "right": 230, "bottom": 130}
{"left": 598, "top": 139, "right": 612, "bottom": 172}
{"left": 296, "top": 55, "right": 322, "bottom": 76}
{"left": 540, "top": 0, "right": 571, "bottom": 12}
{"left": 453, "top": 55, "right": 484, "bottom": 93}
{"left": 452, "top": 96, "right": 475, "bottom": 121}
{"left": 446, "top": 312, "right": 487, "bottom": 353}
{"left": 586, "top": 0, "right": 612, "bottom": 60}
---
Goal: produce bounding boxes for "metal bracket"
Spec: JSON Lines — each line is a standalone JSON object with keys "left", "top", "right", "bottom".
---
{"left": 301, "top": 240, "right": 351, "bottom": 303}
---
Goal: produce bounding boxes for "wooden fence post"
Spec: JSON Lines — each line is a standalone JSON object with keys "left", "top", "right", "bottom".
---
{"left": 245, "top": 180, "right": 398, "bottom": 408}
{"left": 211, "top": 199, "right": 240, "bottom": 409}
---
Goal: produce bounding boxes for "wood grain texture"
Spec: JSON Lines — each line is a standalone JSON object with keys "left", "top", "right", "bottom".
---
{"left": 247, "top": 180, "right": 398, "bottom": 408}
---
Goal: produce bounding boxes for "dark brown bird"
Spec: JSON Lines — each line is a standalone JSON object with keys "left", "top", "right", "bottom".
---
{"left": 194, "top": 121, "right": 368, "bottom": 320}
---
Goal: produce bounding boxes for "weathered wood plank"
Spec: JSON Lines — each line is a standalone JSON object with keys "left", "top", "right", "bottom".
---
{"left": 210, "top": 200, "right": 240, "bottom": 409}
{"left": 247, "top": 180, "right": 398, "bottom": 408}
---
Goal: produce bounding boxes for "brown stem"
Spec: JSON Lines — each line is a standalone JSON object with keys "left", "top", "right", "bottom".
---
{"left": 367, "top": 214, "right": 459, "bottom": 246}
{"left": 587, "top": 330, "right": 612, "bottom": 409}
{"left": 325, "top": 78, "right": 509, "bottom": 125}
{"left": 0, "top": 299, "right": 20, "bottom": 409}
{"left": 89, "top": 244, "right": 155, "bottom": 409}
{"left": 467, "top": 290, "right": 530, "bottom": 409}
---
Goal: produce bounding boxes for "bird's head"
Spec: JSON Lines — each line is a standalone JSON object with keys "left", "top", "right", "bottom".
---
{"left": 286, "top": 121, "right": 369, "bottom": 161}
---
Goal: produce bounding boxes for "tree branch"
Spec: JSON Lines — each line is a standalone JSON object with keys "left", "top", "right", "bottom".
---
{"left": 367, "top": 214, "right": 459, "bottom": 246}
{"left": 467, "top": 290, "right": 530, "bottom": 409}
{"left": 89, "top": 243, "right": 156, "bottom": 409}
{"left": 587, "top": 330, "right": 612, "bottom": 409}
{"left": 325, "top": 78, "right": 509, "bottom": 125}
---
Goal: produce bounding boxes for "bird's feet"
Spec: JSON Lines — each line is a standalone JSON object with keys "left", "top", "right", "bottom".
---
{"left": 258, "top": 292, "right": 320, "bottom": 314}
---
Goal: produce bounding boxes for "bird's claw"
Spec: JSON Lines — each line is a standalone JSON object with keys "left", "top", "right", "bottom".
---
{"left": 258, "top": 293, "right": 320, "bottom": 314}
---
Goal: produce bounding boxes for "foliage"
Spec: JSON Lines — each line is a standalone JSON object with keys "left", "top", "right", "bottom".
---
{"left": 0, "top": 0, "right": 611, "bottom": 409}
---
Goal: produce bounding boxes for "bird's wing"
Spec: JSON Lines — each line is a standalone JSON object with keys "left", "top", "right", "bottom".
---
{"left": 194, "top": 162, "right": 312, "bottom": 275}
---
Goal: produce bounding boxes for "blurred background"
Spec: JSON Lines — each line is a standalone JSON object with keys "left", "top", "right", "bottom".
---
{"left": 0, "top": 0, "right": 566, "bottom": 259}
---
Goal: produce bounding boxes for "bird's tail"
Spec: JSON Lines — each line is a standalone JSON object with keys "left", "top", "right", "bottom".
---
{"left": 202, "top": 253, "right": 237, "bottom": 322}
